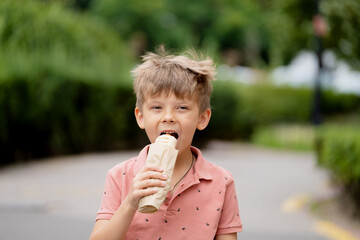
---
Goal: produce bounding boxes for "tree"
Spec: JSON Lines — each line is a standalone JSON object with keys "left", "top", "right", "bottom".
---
{"left": 321, "top": 0, "right": 360, "bottom": 70}
{"left": 90, "top": 0, "right": 271, "bottom": 66}
{"left": 0, "top": 0, "right": 134, "bottom": 162}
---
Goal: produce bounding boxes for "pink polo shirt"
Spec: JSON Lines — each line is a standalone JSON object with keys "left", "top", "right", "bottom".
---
{"left": 96, "top": 146, "right": 242, "bottom": 239}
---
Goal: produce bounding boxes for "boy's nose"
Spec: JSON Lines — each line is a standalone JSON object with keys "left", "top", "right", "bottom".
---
{"left": 162, "top": 110, "right": 175, "bottom": 123}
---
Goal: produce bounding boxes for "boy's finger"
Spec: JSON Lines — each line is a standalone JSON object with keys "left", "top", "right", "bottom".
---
{"left": 134, "top": 179, "right": 166, "bottom": 190}
{"left": 138, "top": 170, "right": 168, "bottom": 181}
{"left": 133, "top": 187, "right": 159, "bottom": 199}
{"left": 142, "top": 165, "right": 163, "bottom": 172}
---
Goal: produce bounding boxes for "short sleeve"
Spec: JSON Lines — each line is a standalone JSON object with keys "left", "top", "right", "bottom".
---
{"left": 96, "top": 169, "right": 122, "bottom": 221}
{"left": 216, "top": 176, "right": 243, "bottom": 235}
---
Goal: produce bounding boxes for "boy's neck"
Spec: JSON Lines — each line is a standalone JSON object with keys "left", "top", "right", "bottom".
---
{"left": 174, "top": 148, "right": 194, "bottom": 173}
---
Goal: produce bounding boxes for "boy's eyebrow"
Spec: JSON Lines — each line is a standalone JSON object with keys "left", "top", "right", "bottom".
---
{"left": 146, "top": 97, "right": 162, "bottom": 102}
{"left": 146, "top": 98, "right": 193, "bottom": 105}
{"left": 146, "top": 100, "right": 162, "bottom": 105}
{"left": 177, "top": 99, "right": 193, "bottom": 104}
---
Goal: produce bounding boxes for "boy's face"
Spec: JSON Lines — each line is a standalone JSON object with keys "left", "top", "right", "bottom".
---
{"left": 135, "top": 92, "right": 211, "bottom": 154}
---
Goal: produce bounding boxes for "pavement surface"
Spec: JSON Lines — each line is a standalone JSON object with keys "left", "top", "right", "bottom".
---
{"left": 0, "top": 141, "right": 338, "bottom": 239}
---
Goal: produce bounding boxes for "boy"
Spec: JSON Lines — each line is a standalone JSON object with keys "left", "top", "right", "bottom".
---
{"left": 90, "top": 47, "right": 242, "bottom": 240}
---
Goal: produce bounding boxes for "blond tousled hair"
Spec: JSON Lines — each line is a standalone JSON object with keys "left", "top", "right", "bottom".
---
{"left": 132, "top": 46, "right": 216, "bottom": 112}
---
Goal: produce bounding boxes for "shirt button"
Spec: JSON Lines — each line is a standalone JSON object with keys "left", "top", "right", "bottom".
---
{"left": 164, "top": 198, "right": 169, "bottom": 204}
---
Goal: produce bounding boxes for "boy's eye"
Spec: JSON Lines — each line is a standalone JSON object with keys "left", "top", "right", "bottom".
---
{"left": 152, "top": 106, "right": 161, "bottom": 110}
{"left": 178, "top": 106, "right": 189, "bottom": 110}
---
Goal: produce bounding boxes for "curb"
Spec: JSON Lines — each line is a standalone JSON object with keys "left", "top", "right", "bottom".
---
{"left": 282, "top": 194, "right": 360, "bottom": 240}
{"left": 314, "top": 221, "right": 359, "bottom": 240}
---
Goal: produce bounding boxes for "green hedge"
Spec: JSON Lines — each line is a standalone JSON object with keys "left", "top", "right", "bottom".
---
{"left": 1, "top": 79, "right": 359, "bottom": 163}
{"left": 317, "top": 125, "right": 360, "bottom": 183}
{"left": 235, "top": 83, "right": 312, "bottom": 139}
{"left": 206, "top": 81, "right": 359, "bottom": 141}
{"left": 1, "top": 77, "right": 359, "bottom": 164}
{"left": 251, "top": 124, "right": 315, "bottom": 151}
{"left": 0, "top": 78, "right": 141, "bottom": 163}
{"left": 316, "top": 124, "right": 360, "bottom": 217}
{"left": 322, "top": 90, "right": 360, "bottom": 115}
{"left": 0, "top": 0, "right": 137, "bottom": 164}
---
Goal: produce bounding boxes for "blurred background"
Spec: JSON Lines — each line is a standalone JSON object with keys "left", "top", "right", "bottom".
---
{"left": 0, "top": 0, "right": 359, "bottom": 239}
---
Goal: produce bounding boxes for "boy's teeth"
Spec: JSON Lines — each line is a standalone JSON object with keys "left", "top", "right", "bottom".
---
{"left": 160, "top": 131, "right": 178, "bottom": 139}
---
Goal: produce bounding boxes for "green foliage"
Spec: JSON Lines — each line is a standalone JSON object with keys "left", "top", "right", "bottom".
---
{"left": 233, "top": 84, "right": 312, "bottom": 139}
{"left": 252, "top": 124, "right": 315, "bottom": 151}
{"left": 266, "top": 0, "right": 360, "bottom": 69}
{"left": 203, "top": 81, "right": 240, "bottom": 140}
{"left": 81, "top": 0, "right": 360, "bottom": 68}
{"left": 322, "top": 90, "right": 360, "bottom": 115}
{"left": 316, "top": 124, "right": 360, "bottom": 216}
{"left": 0, "top": 0, "right": 135, "bottom": 164}
{"left": 265, "top": 0, "right": 317, "bottom": 66}
{"left": 0, "top": 0, "right": 132, "bottom": 83}
{"left": 35, "top": 0, "right": 93, "bottom": 11}
{"left": 0, "top": 78, "right": 139, "bottom": 163}
{"left": 317, "top": 124, "right": 360, "bottom": 183}
{"left": 238, "top": 84, "right": 312, "bottom": 124}
{"left": 90, "top": 0, "right": 270, "bottom": 66}
{"left": 204, "top": 81, "right": 359, "bottom": 141}
{"left": 321, "top": 0, "right": 360, "bottom": 70}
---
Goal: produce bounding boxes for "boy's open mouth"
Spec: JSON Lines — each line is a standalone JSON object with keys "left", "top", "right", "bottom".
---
{"left": 160, "top": 131, "right": 179, "bottom": 139}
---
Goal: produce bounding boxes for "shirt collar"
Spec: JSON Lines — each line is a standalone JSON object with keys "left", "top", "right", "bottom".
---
{"left": 191, "top": 146, "right": 213, "bottom": 180}
{"left": 133, "top": 145, "right": 213, "bottom": 181}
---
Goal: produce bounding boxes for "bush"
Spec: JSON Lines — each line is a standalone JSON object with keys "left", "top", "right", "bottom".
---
{"left": 236, "top": 84, "right": 312, "bottom": 133}
{"left": 199, "top": 82, "right": 313, "bottom": 141}
{"left": 252, "top": 124, "right": 315, "bottom": 151}
{"left": 0, "top": 0, "right": 136, "bottom": 164}
{"left": 204, "top": 81, "right": 359, "bottom": 141}
{"left": 0, "top": 78, "right": 141, "bottom": 163}
{"left": 316, "top": 124, "right": 360, "bottom": 217}
{"left": 204, "top": 81, "right": 240, "bottom": 139}
{"left": 322, "top": 90, "right": 360, "bottom": 115}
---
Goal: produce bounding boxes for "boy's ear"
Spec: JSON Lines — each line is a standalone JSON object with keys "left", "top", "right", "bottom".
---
{"left": 197, "top": 108, "right": 211, "bottom": 130}
{"left": 135, "top": 107, "right": 145, "bottom": 129}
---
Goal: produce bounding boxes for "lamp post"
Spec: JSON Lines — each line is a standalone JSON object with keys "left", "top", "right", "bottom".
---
{"left": 312, "top": 0, "right": 327, "bottom": 125}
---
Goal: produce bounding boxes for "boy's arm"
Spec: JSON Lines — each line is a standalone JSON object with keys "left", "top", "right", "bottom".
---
{"left": 90, "top": 197, "right": 137, "bottom": 240}
{"left": 90, "top": 166, "right": 167, "bottom": 240}
{"left": 215, "top": 233, "right": 237, "bottom": 240}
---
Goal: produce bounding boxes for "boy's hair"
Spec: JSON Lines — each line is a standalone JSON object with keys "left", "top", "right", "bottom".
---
{"left": 132, "top": 46, "right": 216, "bottom": 112}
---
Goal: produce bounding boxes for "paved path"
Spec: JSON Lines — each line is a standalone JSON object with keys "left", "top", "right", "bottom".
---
{"left": 0, "top": 141, "right": 330, "bottom": 240}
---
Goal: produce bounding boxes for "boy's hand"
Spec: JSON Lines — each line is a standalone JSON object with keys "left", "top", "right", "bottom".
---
{"left": 124, "top": 166, "right": 167, "bottom": 211}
